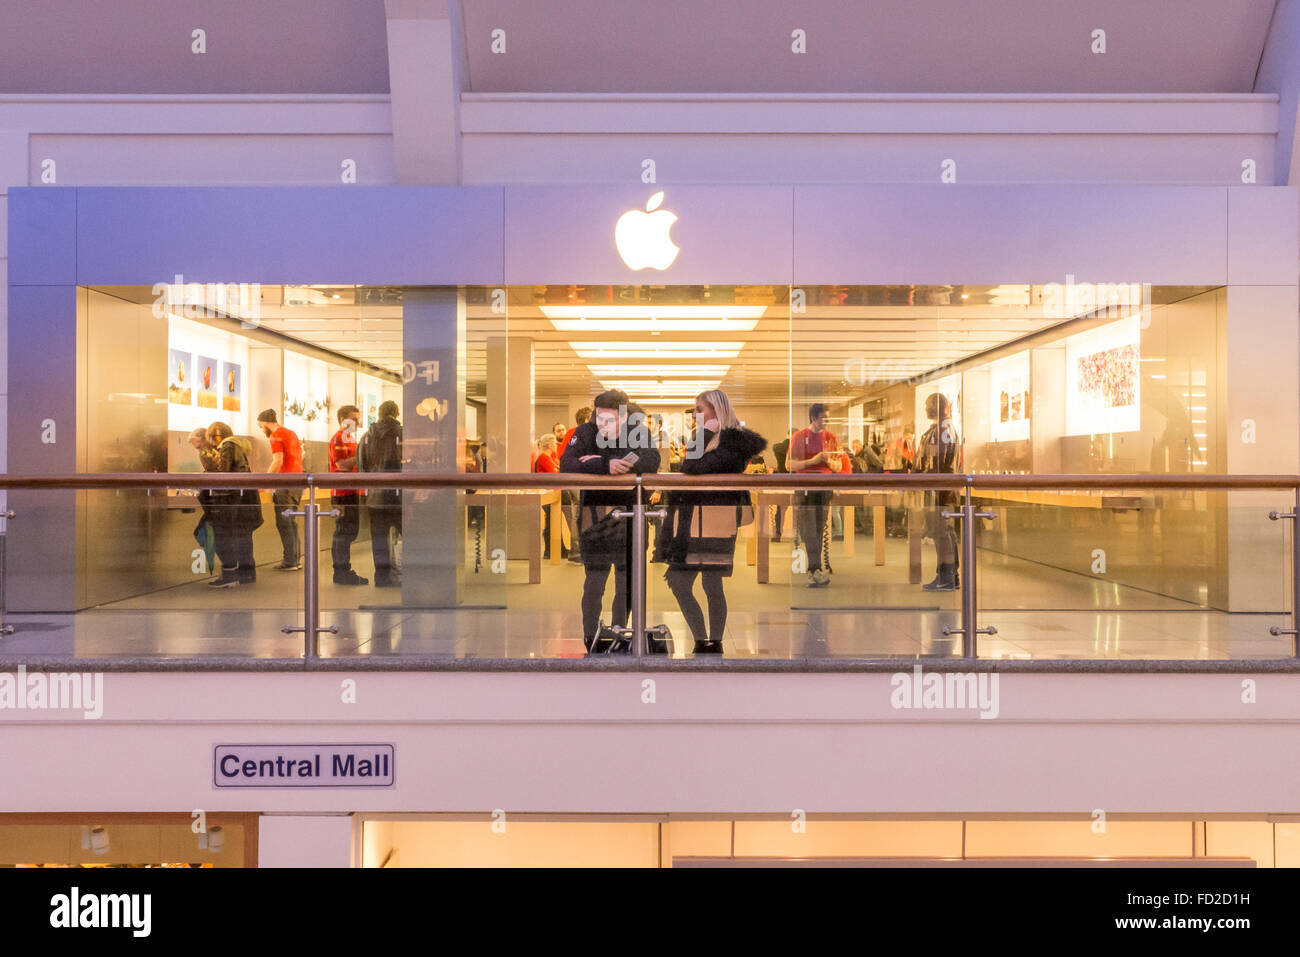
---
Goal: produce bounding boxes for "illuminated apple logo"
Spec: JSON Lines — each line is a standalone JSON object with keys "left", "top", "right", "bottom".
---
{"left": 615, "top": 191, "right": 680, "bottom": 270}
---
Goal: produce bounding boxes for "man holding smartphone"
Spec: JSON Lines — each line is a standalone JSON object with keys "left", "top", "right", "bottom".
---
{"left": 561, "top": 389, "right": 662, "bottom": 651}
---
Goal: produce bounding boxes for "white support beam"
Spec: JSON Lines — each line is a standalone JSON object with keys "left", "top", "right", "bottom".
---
{"left": 385, "top": 0, "right": 466, "bottom": 185}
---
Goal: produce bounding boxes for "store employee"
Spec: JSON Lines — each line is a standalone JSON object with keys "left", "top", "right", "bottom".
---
{"left": 257, "top": 409, "right": 305, "bottom": 571}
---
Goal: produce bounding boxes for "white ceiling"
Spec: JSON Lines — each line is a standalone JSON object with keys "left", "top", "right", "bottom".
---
{"left": 463, "top": 0, "right": 1278, "bottom": 94}
{"left": 1, "top": 1, "right": 1278, "bottom": 96}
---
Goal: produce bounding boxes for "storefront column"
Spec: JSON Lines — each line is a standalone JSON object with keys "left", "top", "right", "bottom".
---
{"left": 400, "top": 287, "right": 465, "bottom": 607}
{"left": 257, "top": 814, "right": 355, "bottom": 868}
{"left": 486, "top": 336, "right": 535, "bottom": 559}
{"left": 1224, "top": 283, "right": 1300, "bottom": 612}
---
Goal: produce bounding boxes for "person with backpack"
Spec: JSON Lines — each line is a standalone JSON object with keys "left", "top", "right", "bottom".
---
{"left": 358, "top": 400, "right": 404, "bottom": 588}
{"left": 205, "top": 421, "right": 264, "bottom": 587}
{"left": 659, "top": 390, "right": 766, "bottom": 655}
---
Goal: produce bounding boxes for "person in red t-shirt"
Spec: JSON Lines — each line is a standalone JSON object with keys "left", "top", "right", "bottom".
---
{"left": 535, "top": 433, "right": 567, "bottom": 559}
{"left": 257, "top": 409, "right": 305, "bottom": 571}
{"left": 786, "top": 402, "right": 847, "bottom": 588}
{"left": 328, "top": 404, "right": 368, "bottom": 586}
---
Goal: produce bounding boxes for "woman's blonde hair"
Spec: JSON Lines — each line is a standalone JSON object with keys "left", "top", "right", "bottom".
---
{"left": 696, "top": 389, "right": 740, "bottom": 430}
{"left": 537, "top": 433, "right": 557, "bottom": 452}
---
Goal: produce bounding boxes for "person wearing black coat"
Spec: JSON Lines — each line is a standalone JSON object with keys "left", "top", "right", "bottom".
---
{"left": 560, "top": 389, "right": 662, "bottom": 650}
{"left": 660, "top": 390, "right": 766, "bottom": 655}
{"left": 205, "top": 421, "right": 265, "bottom": 587}
{"left": 359, "top": 401, "right": 404, "bottom": 587}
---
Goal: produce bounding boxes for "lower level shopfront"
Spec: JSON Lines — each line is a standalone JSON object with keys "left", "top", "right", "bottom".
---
{"left": 5, "top": 668, "right": 1300, "bottom": 867}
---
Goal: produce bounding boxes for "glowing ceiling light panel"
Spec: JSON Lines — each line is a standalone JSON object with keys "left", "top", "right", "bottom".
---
{"left": 569, "top": 341, "right": 743, "bottom": 360}
{"left": 539, "top": 305, "right": 766, "bottom": 320}
{"left": 587, "top": 364, "right": 731, "bottom": 379}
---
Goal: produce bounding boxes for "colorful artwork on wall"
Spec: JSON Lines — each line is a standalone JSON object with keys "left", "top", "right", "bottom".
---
{"left": 1064, "top": 316, "right": 1141, "bottom": 435}
{"left": 222, "top": 361, "right": 242, "bottom": 413}
{"left": 1076, "top": 343, "right": 1139, "bottom": 411}
{"left": 196, "top": 355, "right": 219, "bottom": 409}
{"left": 168, "top": 349, "right": 192, "bottom": 406}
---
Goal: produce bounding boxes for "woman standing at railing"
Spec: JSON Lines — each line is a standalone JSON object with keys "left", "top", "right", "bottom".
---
{"left": 661, "top": 390, "right": 766, "bottom": 655}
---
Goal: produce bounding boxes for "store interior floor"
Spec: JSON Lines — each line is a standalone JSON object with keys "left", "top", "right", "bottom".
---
{"left": 0, "top": 532, "right": 1290, "bottom": 661}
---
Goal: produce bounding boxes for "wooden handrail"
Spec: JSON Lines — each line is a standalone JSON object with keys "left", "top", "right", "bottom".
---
{"left": 0, "top": 472, "right": 1294, "bottom": 490}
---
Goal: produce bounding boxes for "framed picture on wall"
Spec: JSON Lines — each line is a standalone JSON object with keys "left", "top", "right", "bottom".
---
{"left": 168, "top": 349, "right": 192, "bottom": 406}
{"left": 196, "top": 355, "right": 219, "bottom": 409}
{"left": 222, "top": 361, "right": 242, "bottom": 413}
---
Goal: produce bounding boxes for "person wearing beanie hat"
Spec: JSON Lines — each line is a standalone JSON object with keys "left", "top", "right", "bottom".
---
{"left": 258, "top": 408, "right": 305, "bottom": 570}
{"left": 358, "top": 400, "right": 404, "bottom": 586}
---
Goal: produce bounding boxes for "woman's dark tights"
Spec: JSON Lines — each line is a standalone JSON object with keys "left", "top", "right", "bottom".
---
{"left": 666, "top": 567, "right": 728, "bottom": 643}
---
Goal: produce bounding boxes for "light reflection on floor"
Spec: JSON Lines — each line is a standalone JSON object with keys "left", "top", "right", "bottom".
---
{"left": 0, "top": 537, "right": 1290, "bottom": 661}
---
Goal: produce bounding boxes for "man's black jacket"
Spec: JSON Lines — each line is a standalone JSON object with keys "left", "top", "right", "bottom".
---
{"left": 560, "top": 416, "right": 662, "bottom": 508}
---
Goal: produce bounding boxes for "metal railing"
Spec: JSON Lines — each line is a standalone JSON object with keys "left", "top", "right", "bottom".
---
{"left": 0, "top": 471, "right": 1296, "bottom": 663}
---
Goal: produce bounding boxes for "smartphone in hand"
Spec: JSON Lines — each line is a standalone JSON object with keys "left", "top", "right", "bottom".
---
{"left": 621, "top": 451, "right": 639, "bottom": 464}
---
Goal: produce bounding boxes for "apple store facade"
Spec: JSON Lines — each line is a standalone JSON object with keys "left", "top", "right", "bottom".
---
{"left": 4, "top": 182, "right": 1298, "bottom": 654}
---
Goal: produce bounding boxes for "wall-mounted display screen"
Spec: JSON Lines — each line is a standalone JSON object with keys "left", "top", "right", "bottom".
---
{"left": 1064, "top": 316, "right": 1140, "bottom": 436}
{"left": 357, "top": 373, "right": 385, "bottom": 429}
{"left": 988, "top": 353, "right": 1030, "bottom": 443}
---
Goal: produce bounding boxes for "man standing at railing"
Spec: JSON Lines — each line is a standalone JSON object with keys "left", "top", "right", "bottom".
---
{"left": 561, "top": 389, "right": 662, "bottom": 652}
{"left": 787, "top": 403, "right": 847, "bottom": 588}
{"left": 258, "top": 409, "right": 304, "bottom": 572}
{"left": 917, "top": 393, "right": 962, "bottom": 592}
{"left": 328, "top": 404, "right": 368, "bottom": 586}
{"left": 359, "top": 400, "right": 404, "bottom": 588}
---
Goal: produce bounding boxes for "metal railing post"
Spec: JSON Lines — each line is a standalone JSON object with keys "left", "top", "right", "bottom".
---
{"left": 942, "top": 480, "right": 997, "bottom": 658}
{"left": 960, "top": 486, "right": 978, "bottom": 658}
{"left": 280, "top": 478, "right": 338, "bottom": 659}
{"left": 1267, "top": 486, "right": 1300, "bottom": 655}
{"left": 631, "top": 476, "right": 646, "bottom": 658}
{"left": 303, "top": 482, "right": 319, "bottom": 658}
{"left": 0, "top": 509, "right": 13, "bottom": 636}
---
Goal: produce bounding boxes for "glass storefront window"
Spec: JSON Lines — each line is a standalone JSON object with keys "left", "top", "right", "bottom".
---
{"left": 46, "top": 280, "right": 1285, "bottom": 661}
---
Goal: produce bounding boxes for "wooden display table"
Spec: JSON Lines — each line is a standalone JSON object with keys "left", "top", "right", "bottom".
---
{"left": 753, "top": 490, "right": 916, "bottom": 583}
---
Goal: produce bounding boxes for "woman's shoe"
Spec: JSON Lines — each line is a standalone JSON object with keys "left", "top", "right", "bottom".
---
{"left": 692, "top": 639, "right": 723, "bottom": 655}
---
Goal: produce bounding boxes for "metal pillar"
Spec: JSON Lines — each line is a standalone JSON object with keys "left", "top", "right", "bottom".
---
{"left": 1267, "top": 486, "right": 1300, "bottom": 655}
{"left": 941, "top": 485, "right": 997, "bottom": 657}
{"left": 280, "top": 481, "right": 340, "bottom": 658}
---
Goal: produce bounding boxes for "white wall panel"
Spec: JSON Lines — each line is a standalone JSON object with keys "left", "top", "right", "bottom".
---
{"left": 28, "top": 134, "right": 395, "bottom": 186}
{"left": 3, "top": 673, "right": 1300, "bottom": 816}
